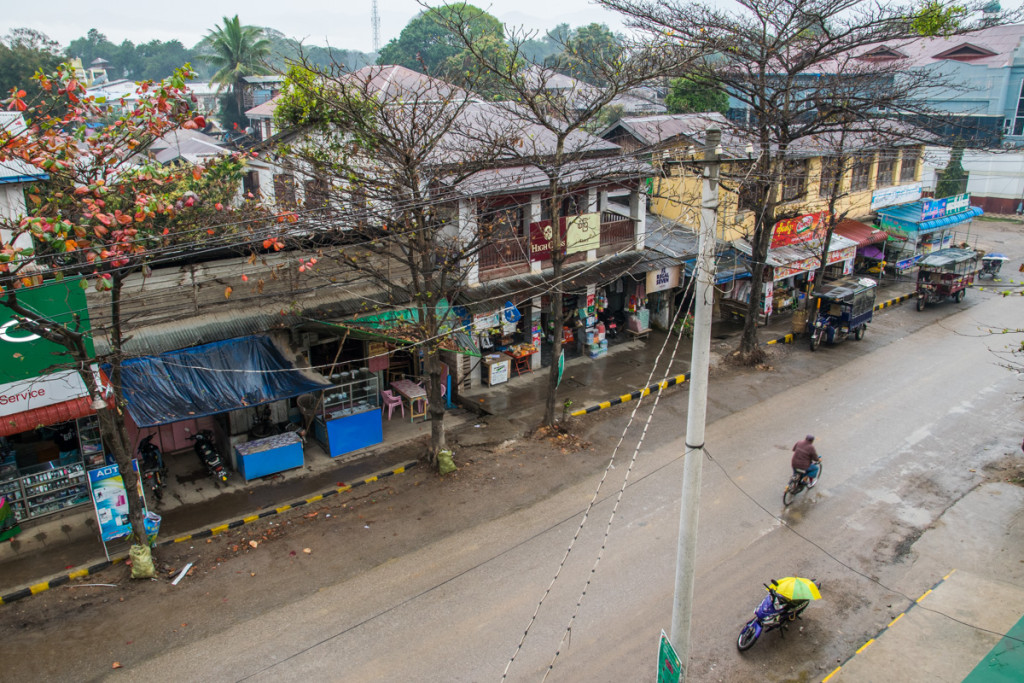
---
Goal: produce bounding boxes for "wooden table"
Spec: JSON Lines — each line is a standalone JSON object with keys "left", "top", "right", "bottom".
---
{"left": 390, "top": 380, "right": 427, "bottom": 422}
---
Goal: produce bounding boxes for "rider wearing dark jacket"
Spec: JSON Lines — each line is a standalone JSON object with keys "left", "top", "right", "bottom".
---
{"left": 792, "top": 435, "right": 821, "bottom": 483}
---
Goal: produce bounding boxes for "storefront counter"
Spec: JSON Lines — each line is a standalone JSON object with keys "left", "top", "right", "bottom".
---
{"left": 235, "top": 431, "right": 304, "bottom": 482}
{"left": 314, "top": 407, "right": 383, "bottom": 458}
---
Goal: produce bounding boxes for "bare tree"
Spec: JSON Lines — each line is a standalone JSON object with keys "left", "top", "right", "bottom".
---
{"left": 600, "top": 0, "right": 1008, "bottom": 362}
{"left": 273, "top": 61, "right": 525, "bottom": 464}
{"left": 435, "top": 2, "right": 690, "bottom": 426}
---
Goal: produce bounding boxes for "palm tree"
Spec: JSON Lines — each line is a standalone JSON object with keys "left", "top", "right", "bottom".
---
{"left": 202, "top": 15, "right": 272, "bottom": 125}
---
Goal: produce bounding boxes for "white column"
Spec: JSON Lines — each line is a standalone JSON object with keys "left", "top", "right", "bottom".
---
{"left": 631, "top": 187, "right": 647, "bottom": 250}
{"left": 459, "top": 198, "right": 480, "bottom": 286}
{"left": 529, "top": 193, "right": 543, "bottom": 274}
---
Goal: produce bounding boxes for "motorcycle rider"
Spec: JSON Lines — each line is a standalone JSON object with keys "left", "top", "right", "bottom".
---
{"left": 791, "top": 435, "right": 821, "bottom": 487}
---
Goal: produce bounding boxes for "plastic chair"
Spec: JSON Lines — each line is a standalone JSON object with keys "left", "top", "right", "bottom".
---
{"left": 381, "top": 389, "right": 404, "bottom": 420}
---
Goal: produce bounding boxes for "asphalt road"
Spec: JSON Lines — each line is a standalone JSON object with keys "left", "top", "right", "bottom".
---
{"left": 107, "top": 223, "right": 1024, "bottom": 682}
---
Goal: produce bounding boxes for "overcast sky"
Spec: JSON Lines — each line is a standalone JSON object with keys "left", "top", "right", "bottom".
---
{"left": 8, "top": 1, "right": 631, "bottom": 54}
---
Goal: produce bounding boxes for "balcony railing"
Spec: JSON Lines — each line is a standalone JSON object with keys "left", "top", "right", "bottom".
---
{"left": 479, "top": 236, "right": 530, "bottom": 271}
{"left": 600, "top": 213, "right": 635, "bottom": 247}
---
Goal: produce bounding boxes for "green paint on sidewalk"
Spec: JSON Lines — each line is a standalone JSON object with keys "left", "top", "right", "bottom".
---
{"left": 962, "top": 612, "right": 1024, "bottom": 681}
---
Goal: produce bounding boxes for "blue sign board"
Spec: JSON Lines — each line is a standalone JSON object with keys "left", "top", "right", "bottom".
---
{"left": 88, "top": 461, "right": 144, "bottom": 542}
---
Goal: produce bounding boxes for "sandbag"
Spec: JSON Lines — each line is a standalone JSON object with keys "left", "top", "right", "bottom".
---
{"left": 130, "top": 543, "right": 156, "bottom": 579}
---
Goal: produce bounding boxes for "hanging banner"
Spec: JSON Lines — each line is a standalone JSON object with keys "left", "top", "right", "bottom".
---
{"left": 88, "top": 461, "right": 144, "bottom": 542}
{"left": 529, "top": 213, "right": 602, "bottom": 261}
{"left": 871, "top": 182, "right": 922, "bottom": 211}
{"left": 771, "top": 211, "right": 830, "bottom": 249}
{"left": 921, "top": 193, "right": 970, "bottom": 221}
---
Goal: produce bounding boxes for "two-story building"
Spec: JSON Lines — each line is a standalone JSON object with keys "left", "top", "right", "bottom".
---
{"left": 602, "top": 113, "right": 934, "bottom": 321}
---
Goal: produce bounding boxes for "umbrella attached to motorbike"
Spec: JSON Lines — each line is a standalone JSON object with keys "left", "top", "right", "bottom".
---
{"left": 737, "top": 577, "right": 822, "bottom": 651}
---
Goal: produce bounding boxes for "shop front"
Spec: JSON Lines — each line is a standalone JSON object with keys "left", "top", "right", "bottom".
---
{"left": 835, "top": 219, "right": 891, "bottom": 277}
{"left": 728, "top": 212, "right": 857, "bottom": 323}
{"left": 0, "top": 280, "right": 107, "bottom": 527}
{"left": 876, "top": 193, "right": 984, "bottom": 274}
{"left": 117, "top": 335, "right": 331, "bottom": 483}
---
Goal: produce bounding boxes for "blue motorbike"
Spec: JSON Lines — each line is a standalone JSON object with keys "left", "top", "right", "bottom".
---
{"left": 737, "top": 580, "right": 819, "bottom": 651}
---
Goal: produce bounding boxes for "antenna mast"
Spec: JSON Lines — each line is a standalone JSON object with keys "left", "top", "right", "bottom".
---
{"left": 371, "top": 0, "right": 381, "bottom": 53}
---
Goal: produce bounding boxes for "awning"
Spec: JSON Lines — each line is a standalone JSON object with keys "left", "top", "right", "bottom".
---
{"left": 731, "top": 234, "right": 858, "bottom": 266}
{"left": 0, "top": 396, "right": 94, "bottom": 437}
{"left": 683, "top": 249, "right": 752, "bottom": 284}
{"left": 920, "top": 206, "right": 983, "bottom": 230}
{"left": 117, "top": 335, "right": 331, "bottom": 428}
{"left": 314, "top": 299, "right": 481, "bottom": 356}
{"left": 835, "top": 219, "right": 888, "bottom": 246}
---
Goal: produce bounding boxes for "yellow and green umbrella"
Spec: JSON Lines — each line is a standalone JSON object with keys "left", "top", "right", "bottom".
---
{"left": 769, "top": 577, "right": 821, "bottom": 601}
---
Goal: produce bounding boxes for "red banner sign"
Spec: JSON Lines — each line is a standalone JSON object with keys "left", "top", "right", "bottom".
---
{"left": 771, "top": 211, "right": 830, "bottom": 249}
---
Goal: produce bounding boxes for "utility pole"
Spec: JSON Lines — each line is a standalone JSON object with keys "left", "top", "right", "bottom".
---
{"left": 670, "top": 127, "right": 720, "bottom": 681}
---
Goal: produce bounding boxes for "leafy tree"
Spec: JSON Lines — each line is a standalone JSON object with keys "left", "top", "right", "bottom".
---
{"left": 520, "top": 24, "right": 570, "bottom": 63}
{"left": 0, "top": 29, "right": 63, "bottom": 100}
{"left": 547, "top": 23, "right": 622, "bottom": 86}
{"left": 200, "top": 15, "right": 272, "bottom": 125}
{"left": 936, "top": 143, "right": 969, "bottom": 198}
{"left": 65, "top": 29, "right": 120, "bottom": 76}
{"left": 440, "top": 33, "right": 522, "bottom": 98}
{"left": 665, "top": 75, "right": 729, "bottom": 114}
{"left": 376, "top": 3, "right": 502, "bottom": 74}
{"left": 0, "top": 65, "right": 257, "bottom": 571}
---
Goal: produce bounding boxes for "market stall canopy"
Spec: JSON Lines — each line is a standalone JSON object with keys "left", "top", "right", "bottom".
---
{"left": 876, "top": 202, "right": 984, "bottom": 234}
{"left": 116, "top": 336, "right": 330, "bottom": 427}
{"left": 835, "top": 219, "right": 888, "bottom": 246}
{"left": 311, "top": 299, "right": 481, "bottom": 357}
{"left": 0, "top": 396, "right": 94, "bottom": 437}
{"left": 730, "top": 233, "right": 858, "bottom": 267}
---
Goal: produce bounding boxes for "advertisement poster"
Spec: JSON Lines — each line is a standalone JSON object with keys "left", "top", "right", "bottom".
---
{"left": 88, "top": 461, "right": 144, "bottom": 542}
{"left": 529, "top": 213, "right": 601, "bottom": 261}
{"left": 647, "top": 266, "right": 682, "bottom": 293}
{"left": 771, "top": 211, "right": 829, "bottom": 249}
{"left": 922, "top": 193, "right": 969, "bottom": 221}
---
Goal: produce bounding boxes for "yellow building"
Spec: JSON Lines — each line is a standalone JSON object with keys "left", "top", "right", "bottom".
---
{"left": 602, "top": 113, "right": 925, "bottom": 320}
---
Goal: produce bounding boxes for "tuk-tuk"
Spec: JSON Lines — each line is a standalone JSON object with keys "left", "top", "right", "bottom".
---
{"left": 807, "top": 276, "right": 878, "bottom": 351}
{"left": 915, "top": 248, "right": 979, "bottom": 311}
{"left": 980, "top": 252, "right": 1008, "bottom": 279}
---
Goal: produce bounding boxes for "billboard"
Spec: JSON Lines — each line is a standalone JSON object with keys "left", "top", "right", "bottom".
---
{"left": 529, "top": 213, "right": 602, "bottom": 261}
{"left": 770, "top": 211, "right": 829, "bottom": 249}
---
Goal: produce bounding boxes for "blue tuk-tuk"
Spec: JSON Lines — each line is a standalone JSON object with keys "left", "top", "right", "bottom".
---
{"left": 807, "top": 276, "right": 878, "bottom": 351}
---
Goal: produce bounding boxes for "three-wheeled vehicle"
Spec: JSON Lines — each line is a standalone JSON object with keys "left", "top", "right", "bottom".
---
{"left": 980, "top": 252, "right": 1008, "bottom": 280}
{"left": 915, "top": 248, "right": 979, "bottom": 311}
{"left": 807, "top": 276, "right": 877, "bottom": 351}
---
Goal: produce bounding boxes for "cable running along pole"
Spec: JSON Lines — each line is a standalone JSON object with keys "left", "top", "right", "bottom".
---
{"left": 670, "top": 127, "right": 720, "bottom": 680}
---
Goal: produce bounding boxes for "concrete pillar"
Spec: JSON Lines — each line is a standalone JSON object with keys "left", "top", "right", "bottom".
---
{"left": 459, "top": 198, "right": 480, "bottom": 286}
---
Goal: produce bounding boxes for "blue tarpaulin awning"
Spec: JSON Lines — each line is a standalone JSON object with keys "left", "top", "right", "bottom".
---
{"left": 877, "top": 202, "right": 983, "bottom": 234}
{"left": 116, "top": 335, "right": 331, "bottom": 427}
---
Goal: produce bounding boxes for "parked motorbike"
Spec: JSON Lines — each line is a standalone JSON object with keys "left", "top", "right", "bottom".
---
{"left": 783, "top": 459, "right": 822, "bottom": 507}
{"left": 188, "top": 429, "right": 228, "bottom": 484}
{"left": 137, "top": 434, "right": 168, "bottom": 500}
{"left": 737, "top": 578, "right": 821, "bottom": 651}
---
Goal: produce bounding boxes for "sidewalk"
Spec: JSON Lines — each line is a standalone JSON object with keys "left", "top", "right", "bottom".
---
{"left": 0, "top": 276, "right": 917, "bottom": 602}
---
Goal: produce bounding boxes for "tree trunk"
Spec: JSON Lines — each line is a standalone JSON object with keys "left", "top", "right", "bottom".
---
{"left": 426, "top": 347, "right": 447, "bottom": 457}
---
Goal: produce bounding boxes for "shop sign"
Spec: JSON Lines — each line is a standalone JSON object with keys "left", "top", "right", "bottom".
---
{"left": 879, "top": 214, "right": 917, "bottom": 236}
{"left": 88, "top": 460, "right": 144, "bottom": 542}
{"left": 0, "top": 369, "right": 90, "bottom": 418}
{"left": 647, "top": 265, "right": 681, "bottom": 293}
{"left": 529, "top": 213, "right": 601, "bottom": 261}
{"left": 0, "top": 279, "right": 94, "bottom": 384}
{"left": 771, "top": 245, "right": 855, "bottom": 281}
{"left": 871, "top": 182, "right": 922, "bottom": 211}
{"left": 770, "top": 211, "right": 829, "bottom": 249}
{"left": 922, "top": 193, "right": 969, "bottom": 221}
{"left": 473, "top": 311, "right": 500, "bottom": 333}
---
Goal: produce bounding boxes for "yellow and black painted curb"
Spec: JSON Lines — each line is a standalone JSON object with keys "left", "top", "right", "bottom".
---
{"left": 821, "top": 569, "right": 956, "bottom": 682}
{"left": 569, "top": 291, "right": 916, "bottom": 416}
{"left": 570, "top": 374, "right": 689, "bottom": 417}
{"left": 0, "top": 460, "right": 418, "bottom": 606}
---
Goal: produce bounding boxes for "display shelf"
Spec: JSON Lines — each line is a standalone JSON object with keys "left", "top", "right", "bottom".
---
{"left": 1, "top": 462, "right": 89, "bottom": 521}
{"left": 77, "top": 416, "right": 105, "bottom": 467}
{"left": 319, "top": 373, "right": 380, "bottom": 421}
{"left": 27, "top": 485, "right": 88, "bottom": 508}
{"left": 24, "top": 478, "right": 86, "bottom": 500}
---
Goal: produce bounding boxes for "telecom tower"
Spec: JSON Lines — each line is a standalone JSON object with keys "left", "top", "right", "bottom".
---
{"left": 371, "top": 0, "right": 381, "bottom": 53}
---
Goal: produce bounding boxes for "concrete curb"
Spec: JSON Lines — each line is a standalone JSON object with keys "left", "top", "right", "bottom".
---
{"left": 569, "top": 291, "right": 915, "bottom": 416}
{"left": 0, "top": 460, "right": 419, "bottom": 606}
{"left": 821, "top": 569, "right": 956, "bottom": 682}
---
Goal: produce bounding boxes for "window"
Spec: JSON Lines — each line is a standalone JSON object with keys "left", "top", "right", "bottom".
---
{"left": 242, "top": 171, "right": 261, "bottom": 198}
{"left": 540, "top": 192, "right": 586, "bottom": 221}
{"left": 900, "top": 150, "right": 919, "bottom": 183}
{"left": 818, "top": 157, "right": 841, "bottom": 198}
{"left": 850, "top": 155, "right": 872, "bottom": 192}
{"left": 479, "top": 202, "right": 525, "bottom": 239}
{"left": 273, "top": 173, "right": 297, "bottom": 207}
{"left": 875, "top": 153, "right": 896, "bottom": 188}
{"left": 304, "top": 178, "right": 330, "bottom": 212}
{"left": 781, "top": 159, "right": 808, "bottom": 202}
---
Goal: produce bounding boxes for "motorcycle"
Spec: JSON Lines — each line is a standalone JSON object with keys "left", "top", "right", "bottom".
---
{"left": 783, "top": 459, "right": 822, "bottom": 507}
{"left": 737, "top": 579, "right": 820, "bottom": 651}
{"left": 137, "top": 434, "right": 168, "bottom": 500}
{"left": 188, "top": 429, "right": 228, "bottom": 484}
